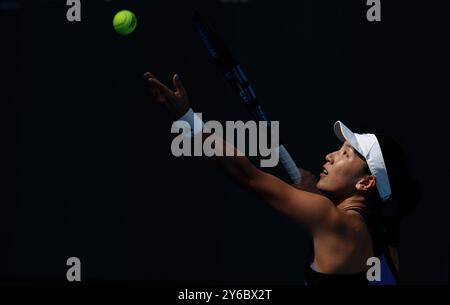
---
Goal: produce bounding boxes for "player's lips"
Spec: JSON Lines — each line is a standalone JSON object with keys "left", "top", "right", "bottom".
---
{"left": 320, "top": 166, "right": 329, "bottom": 177}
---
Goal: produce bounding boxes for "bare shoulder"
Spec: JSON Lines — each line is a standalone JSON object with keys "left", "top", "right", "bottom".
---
{"left": 334, "top": 209, "right": 371, "bottom": 236}
{"left": 312, "top": 208, "right": 374, "bottom": 273}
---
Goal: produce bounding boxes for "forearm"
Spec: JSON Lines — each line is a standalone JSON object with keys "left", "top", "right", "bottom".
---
{"left": 201, "top": 132, "right": 261, "bottom": 188}
{"left": 174, "top": 107, "right": 263, "bottom": 189}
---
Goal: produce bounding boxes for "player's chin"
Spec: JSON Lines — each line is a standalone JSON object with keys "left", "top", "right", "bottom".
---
{"left": 316, "top": 179, "right": 330, "bottom": 192}
{"left": 316, "top": 180, "right": 324, "bottom": 191}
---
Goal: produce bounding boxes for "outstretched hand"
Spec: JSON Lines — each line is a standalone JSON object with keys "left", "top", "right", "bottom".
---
{"left": 144, "top": 72, "right": 190, "bottom": 118}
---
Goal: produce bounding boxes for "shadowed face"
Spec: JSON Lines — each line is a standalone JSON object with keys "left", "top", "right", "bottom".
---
{"left": 317, "top": 141, "right": 373, "bottom": 201}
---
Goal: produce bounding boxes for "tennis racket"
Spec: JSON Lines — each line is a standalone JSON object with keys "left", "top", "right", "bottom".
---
{"left": 193, "top": 12, "right": 301, "bottom": 184}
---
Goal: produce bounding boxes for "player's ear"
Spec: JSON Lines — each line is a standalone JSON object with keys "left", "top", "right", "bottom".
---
{"left": 355, "top": 175, "right": 376, "bottom": 192}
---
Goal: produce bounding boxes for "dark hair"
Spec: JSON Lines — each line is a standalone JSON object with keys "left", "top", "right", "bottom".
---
{"left": 365, "top": 135, "right": 421, "bottom": 247}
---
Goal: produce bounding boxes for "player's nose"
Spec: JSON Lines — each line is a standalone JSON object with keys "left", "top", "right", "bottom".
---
{"left": 325, "top": 152, "right": 334, "bottom": 164}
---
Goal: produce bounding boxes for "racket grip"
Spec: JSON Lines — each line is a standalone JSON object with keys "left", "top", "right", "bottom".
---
{"left": 278, "top": 145, "right": 302, "bottom": 184}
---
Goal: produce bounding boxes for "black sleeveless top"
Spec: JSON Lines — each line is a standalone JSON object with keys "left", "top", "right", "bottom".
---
{"left": 304, "top": 208, "right": 400, "bottom": 286}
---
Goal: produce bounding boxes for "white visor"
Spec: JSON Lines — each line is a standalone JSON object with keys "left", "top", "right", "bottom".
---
{"left": 333, "top": 121, "right": 392, "bottom": 201}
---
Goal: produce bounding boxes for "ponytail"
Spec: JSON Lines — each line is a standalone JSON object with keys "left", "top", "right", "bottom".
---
{"left": 368, "top": 135, "right": 421, "bottom": 247}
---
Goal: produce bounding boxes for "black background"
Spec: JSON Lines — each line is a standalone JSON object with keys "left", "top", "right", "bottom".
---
{"left": 1, "top": 0, "right": 449, "bottom": 284}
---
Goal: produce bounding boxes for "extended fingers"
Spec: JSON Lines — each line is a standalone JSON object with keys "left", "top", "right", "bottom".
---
{"left": 144, "top": 72, "right": 157, "bottom": 80}
{"left": 144, "top": 73, "right": 162, "bottom": 102}
{"left": 148, "top": 77, "right": 174, "bottom": 97}
{"left": 144, "top": 72, "right": 177, "bottom": 101}
{"left": 172, "top": 74, "right": 187, "bottom": 98}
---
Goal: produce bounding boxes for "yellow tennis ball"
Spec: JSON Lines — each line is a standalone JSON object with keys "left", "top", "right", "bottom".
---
{"left": 113, "top": 10, "right": 137, "bottom": 35}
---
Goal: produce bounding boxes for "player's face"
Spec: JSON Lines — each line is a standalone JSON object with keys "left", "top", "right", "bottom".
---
{"left": 316, "top": 141, "right": 369, "bottom": 200}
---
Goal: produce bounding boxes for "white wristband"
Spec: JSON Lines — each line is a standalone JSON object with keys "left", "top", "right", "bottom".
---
{"left": 173, "top": 108, "right": 204, "bottom": 136}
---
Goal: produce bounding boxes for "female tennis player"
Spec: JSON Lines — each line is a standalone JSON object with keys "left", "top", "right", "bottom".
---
{"left": 144, "top": 72, "right": 419, "bottom": 285}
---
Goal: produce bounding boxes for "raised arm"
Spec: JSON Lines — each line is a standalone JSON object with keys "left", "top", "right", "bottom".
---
{"left": 144, "top": 72, "right": 338, "bottom": 233}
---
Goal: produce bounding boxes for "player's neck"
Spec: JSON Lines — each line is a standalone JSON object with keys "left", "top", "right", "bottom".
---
{"left": 336, "top": 195, "right": 367, "bottom": 211}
